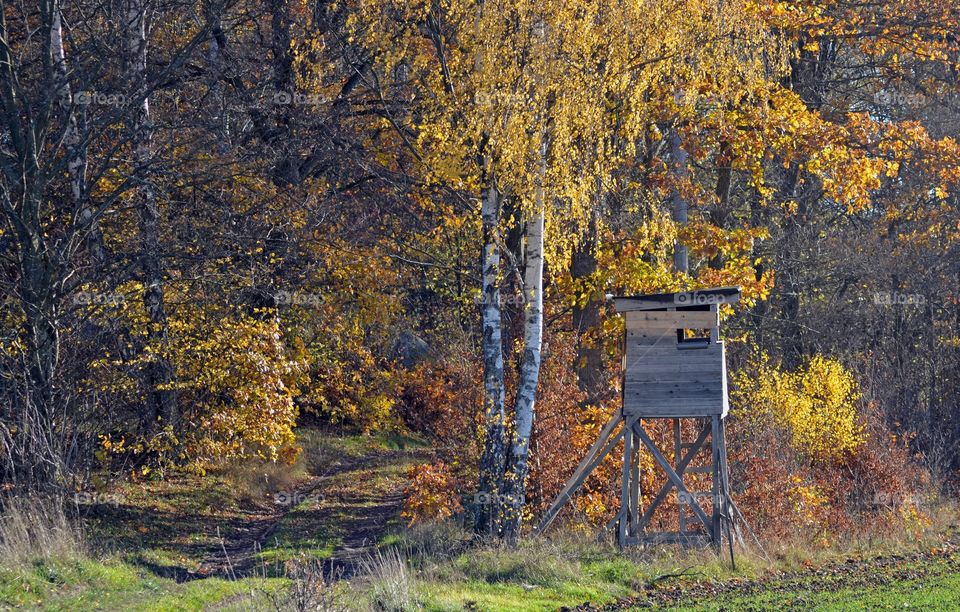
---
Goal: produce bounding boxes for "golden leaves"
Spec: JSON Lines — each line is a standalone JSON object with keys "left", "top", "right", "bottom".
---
{"left": 733, "top": 352, "right": 866, "bottom": 463}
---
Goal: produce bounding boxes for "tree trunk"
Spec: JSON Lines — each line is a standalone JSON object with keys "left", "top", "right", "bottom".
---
{"left": 499, "top": 198, "right": 545, "bottom": 542}
{"left": 571, "top": 213, "right": 604, "bottom": 402}
{"left": 0, "top": 5, "right": 67, "bottom": 488}
{"left": 126, "top": 0, "right": 178, "bottom": 429}
{"left": 19, "top": 220, "right": 64, "bottom": 486}
{"left": 476, "top": 179, "right": 507, "bottom": 536}
{"left": 670, "top": 131, "right": 689, "bottom": 274}
{"left": 50, "top": 0, "right": 102, "bottom": 264}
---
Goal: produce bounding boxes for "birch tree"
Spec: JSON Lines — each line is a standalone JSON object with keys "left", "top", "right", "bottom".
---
{"left": 342, "top": 0, "right": 784, "bottom": 538}
{"left": 476, "top": 177, "right": 507, "bottom": 535}
{"left": 125, "top": 0, "right": 178, "bottom": 428}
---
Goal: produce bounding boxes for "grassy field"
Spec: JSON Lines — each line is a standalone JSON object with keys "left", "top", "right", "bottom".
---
{"left": 0, "top": 557, "right": 284, "bottom": 611}
{"left": 2, "top": 429, "right": 958, "bottom": 611}
{"left": 6, "top": 540, "right": 958, "bottom": 611}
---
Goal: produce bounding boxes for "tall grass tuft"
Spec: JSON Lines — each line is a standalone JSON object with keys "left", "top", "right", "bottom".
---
{"left": 0, "top": 496, "right": 84, "bottom": 568}
{"left": 359, "top": 547, "right": 418, "bottom": 611}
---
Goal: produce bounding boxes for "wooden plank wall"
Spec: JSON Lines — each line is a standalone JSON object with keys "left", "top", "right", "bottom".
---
{"left": 622, "top": 310, "right": 727, "bottom": 417}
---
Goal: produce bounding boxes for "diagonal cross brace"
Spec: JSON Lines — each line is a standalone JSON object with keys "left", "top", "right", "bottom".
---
{"left": 632, "top": 421, "right": 713, "bottom": 534}
{"left": 637, "top": 419, "right": 711, "bottom": 530}
{"left": 534, "top": 413, "right": 640, "bottom": 535}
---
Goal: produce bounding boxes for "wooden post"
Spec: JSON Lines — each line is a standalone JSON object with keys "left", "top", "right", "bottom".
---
{"left": 674, "top": 418, "right": 685, "bottom": 535}
{"left": 630, "top": 427, "right": 640, "bottom": 534}
{"left": 619, "top": 428, "right": 633, "bottom": 547}
{"left": 711, "top": 415, "right": 722, "bottom": 549}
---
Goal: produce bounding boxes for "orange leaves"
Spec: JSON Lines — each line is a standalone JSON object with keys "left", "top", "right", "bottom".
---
{"left": 401, "top": 461, "right": 464, "bottom": 526}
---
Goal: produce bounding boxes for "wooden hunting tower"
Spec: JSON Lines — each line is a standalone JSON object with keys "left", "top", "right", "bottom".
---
{"left": 536, "top": 286, "right": 741, "bottom": 549}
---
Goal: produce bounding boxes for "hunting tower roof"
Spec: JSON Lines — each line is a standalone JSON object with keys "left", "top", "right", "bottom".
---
{"left": 611, "top": 286, "right": 741, "bottom": 312}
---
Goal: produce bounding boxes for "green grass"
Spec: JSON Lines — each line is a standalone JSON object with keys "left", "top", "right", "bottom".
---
{"left": 406, "top": 535, "right": 960, "bottom": 612}
{"left": 421, "top": 579, "right": 623, "bottom": 611}
{"left": 412, "top": 539, "right": 642, "bottom": 611}
{"left": 0, "top": 556, "right": 286, "bottom": 611}
{"left": 17, "top": 429, "right": 960, "bottom": 611}
{"left": 667, "top": 573, "right": 960, "bottom": 610}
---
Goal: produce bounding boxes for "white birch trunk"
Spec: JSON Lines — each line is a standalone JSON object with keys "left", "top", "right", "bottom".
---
{"left": 476, "top": 179, "right": 507, "bottom": 535}
{"left": 51, "top": 1, "right": 102, "bottom": 263}
{"left": 499, "top": 16, "right": 548, "bottom": 540}
{"left": 500, "top": 144, "right": 546, "bottom": 540}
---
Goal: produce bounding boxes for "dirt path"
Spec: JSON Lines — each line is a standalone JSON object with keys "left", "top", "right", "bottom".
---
{"left": 198, "top": 446, "right": 431, "bottom": 579}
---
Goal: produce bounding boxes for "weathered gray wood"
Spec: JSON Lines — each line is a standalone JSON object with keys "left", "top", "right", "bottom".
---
{"left": 709, "top": 304, "right": 720, "bottom": 343}
{"left": 720, "top": 348, "right": 730, "bottom": 417}
{"left": 624, "top": 365, "right": 724, "bottom": 383}
{"left": 624, "top": 368, "right": 725, "bottom": 384}
{"left": 633, "top": 421, "right": 713, "bottom": 533}
{"left": 717, "top": 417, "right": 738, "bottom": 567}
{"left": 623, "top": 342, "right": 728, "bottom": 418}
{"left": 717, "top": 417, "right": 739, "bottom": 543}
{"left": 623, "top": 400, "right": 724, "bottom": 418}
{"left": 624, "top": 350, "right": 725, "bottom": 375}
{"left": 625, "top": 342, "right": 723, "bottom": 360}
{"left": 558, "top": 288, "right": 740, "bottom": 550}
{"left": 674, "top": 419, "right": 685, "bottom": 534}
{"left": 624, "top": 382, "right": 723, "bottom": 396}
{"left": 637, "top": 420, "right": 710, "bottom": 530}
{"left": 625, "top": 310, "right": 718, "bottom": 330}
{"left": 619, "top": 427, "right": 632, "bottom": 548}
{"left": 612, "top": 286, "right": 741, "bottom": 312}
{"left": 625, "top": 329, "right": 678, "bottom": 346}
{"left": 711, "top": 415, "right": 721, "bottom": 546}
{"left": 629, "top": 532, "right": 711, "bottom": 546}
{"left": 534, "top": 412, "right": 629, "bottom": 535}
{"left": 630, "top": 429, "right": 640, "bottom": 531}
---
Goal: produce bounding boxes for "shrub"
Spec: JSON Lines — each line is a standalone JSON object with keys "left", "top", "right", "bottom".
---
{"left": 730, "top": 349, "right": 927, "bottom": 540}
{"left": 732, "top": 352, "right": 865, "bottom": 462}
{"left": 89, "top": 288, "right": 306, "bottom": 472}
{"left": 401, "top": 461, "right": 463, "bottom": 526}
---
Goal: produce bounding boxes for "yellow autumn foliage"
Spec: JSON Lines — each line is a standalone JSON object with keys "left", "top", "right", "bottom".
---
{"left": 733, "top": 352, "right": 865, "bottom": 462}
{"left": 84, "top": 282, "right": 306, "bottom": 469}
